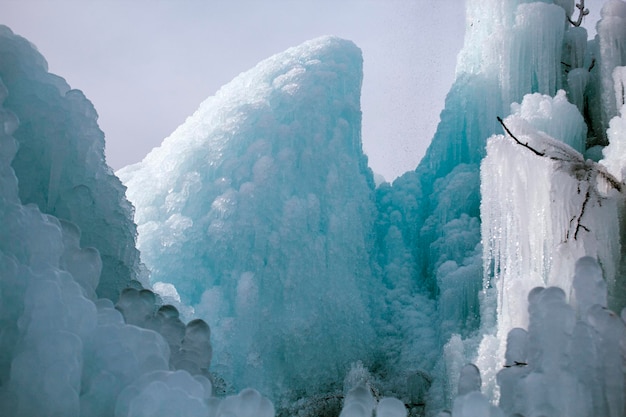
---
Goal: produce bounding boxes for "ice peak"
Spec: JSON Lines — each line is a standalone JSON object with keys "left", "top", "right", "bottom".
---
{"left": 119, "top": 36, "right": 377, "bottom": 399}
{"left": 119, "top": 36, "right": 364, "bottom": 198}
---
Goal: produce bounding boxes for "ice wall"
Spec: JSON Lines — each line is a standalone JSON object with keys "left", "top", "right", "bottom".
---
{"left": 119, "top": 36, "right": 382, "bottom": 399}
{"left": 420, "top": 0, "right": 570, "bottom": 180}
{"left": 0, "top": 26, "right": 141, "bottom": 300}
{"left": 3, "top": 0, "right": 625, "bottom": 414}
{"left": 0, "top": 27, "right": 277, "bottom": 417}
{"left": 408, "top": 0, "right": 575, "bottom": 332}
{"left": 477, "top": 91, "right": 622, "bottom": 399}
{"left": 495, "top": 259, "right": 625, "bottom": 417}
{"left": 442, "top": 259, "right": 625, "bottom": 417}
{"left": 406, "top": 0, "right": 626, "bottom": 410}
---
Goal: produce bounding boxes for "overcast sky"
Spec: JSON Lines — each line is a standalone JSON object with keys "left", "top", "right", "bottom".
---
{"left": 0, "top": 1, "right": 608, "bottom": 180}
{"left": 4, "top": 1, "right": 464, "bottom": 180}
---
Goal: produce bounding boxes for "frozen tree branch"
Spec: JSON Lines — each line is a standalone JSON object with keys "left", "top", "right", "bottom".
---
{"left": 497, "top": 116, "right": 545, "bottom": 157}
{"left": 574, "top": 187, "right": 591, "bottom": 240}
{"left": 568, "top": 0, "right": 589, "bottom": 27}
{"left": 497, "top": 116, "right": 623, "bottom": 241}
{"left": 598, "top": 170, "right": 622, "bottom": 192}
{"left": 588, "top": 58, "right": 596, "bottom": 72}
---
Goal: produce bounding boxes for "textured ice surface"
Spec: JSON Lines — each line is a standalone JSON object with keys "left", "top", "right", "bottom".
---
{"left": 3, "top": 0, "right": 626, "bottom": 415}
{"left": 493, "top": 263, "right": 625, "bottom": 417}
{"left": 583, "top": 0, "right": 626, "bottom": 144}
{"left": 602, "top": 104, "right": 626, "bottom": 181}
{"left": 570, "top": 256, "right": 608, "bottom": 314}
{"left": 120, "top": 35, "right": 382, "bottom": 398}
{"left": 477, "top": 91, "right": 622, "bottom": 398}
{"left": 509, "top": 90, "right": 587, "bottom": 152}
{"left": 0, "top": 26, "right": 274, "bottom": 417}
{"left": 452, "top": 365, "right": 503, "bottom": 417}
{"left": 0, "top": 68, "right": 174, "bottom": 416}
{"left": 0, "top": 25, "right": 142, "bottom": 300}
{"left": 408, "top": 0, "right": 592, "bottom": 409}
{"left": 375, "top": 397, "right": 407, "bottom": 417}
{"left": 597, "top": 1, "right": 626, "bottom": 137}
{"left": 419, "top": 0, "right": 626, "bottom": 410}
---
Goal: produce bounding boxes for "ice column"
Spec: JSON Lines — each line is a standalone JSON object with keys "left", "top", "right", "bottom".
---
{"left": 477, "top": 91, "right": 622, "bottom": 399}
{"left": 596, "top": 1, "right": 626, "bottom": 138}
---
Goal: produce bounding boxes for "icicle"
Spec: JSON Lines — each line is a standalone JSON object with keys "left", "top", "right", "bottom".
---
{"left": 595, "top": 2, "right": 626, "bottom": 138}
{"left": 503, "top": 3, "right": 566, "bottom": 105}
{"left": 614, "top": 66, "right": 626, "bottom": 109}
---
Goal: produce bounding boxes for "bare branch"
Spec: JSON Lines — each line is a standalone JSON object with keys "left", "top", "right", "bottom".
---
{"left": 496, "top": 116, "right": 624, "bottom": 243}
{"left": 574, "top": 188, "right": 591, "bottom": 240}
{"left": 568, "top": 0, "right": 590, "bottom": 27}
{"left": 597, "top": 169, "right": 623, "bottom": 192}
{"left": 497, "top": 117, "right": 545, "bottom": 157}
{"left": 588, "top": 58, "right": 596, "bottom": 72}
{"left": 496, "top": 113, "right": 624, "bottom": 242}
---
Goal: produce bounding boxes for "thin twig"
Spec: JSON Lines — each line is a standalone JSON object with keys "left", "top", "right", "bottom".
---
{"left": 597, "top": 170, "right": 623, "bottom": 192}
{"left": 497, "top": 116, "right": 545, "bottom": 157}
{"left": 588, "top": 58, "right": 596, "bottom": 72}
{"left": 574, "top": 188, "right": 591, "bottom": 240}
{"left": 568, "top": 0, "right": 589, "bottom": 27}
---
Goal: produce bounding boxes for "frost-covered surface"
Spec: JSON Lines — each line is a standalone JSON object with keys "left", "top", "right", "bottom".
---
{"left": 0, "top": 27, "right": 275, "bottom": 417}
{"left": 494, "top": 259, "right": 625, "bottom": 417}
{"left": 119, "top": 36, "right": 384, "bottom": 400}
{"left": 3, "top": 0, "right": 626, "bottom": 416}
{"left": 477, "top": 91, "right": 622, "bottom": 398}
{"left": 448, "top": 259, "right": 626, "bottom": 417}
{"left": 0, "top": 25, "right": 142, "bottom": 300}
{"left": 602, "top": 104, "right": 626, "bottom": 181}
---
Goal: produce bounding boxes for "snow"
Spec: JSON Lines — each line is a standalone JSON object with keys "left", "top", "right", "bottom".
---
{"left": 602, "top": 104, "right": 626, "bottom": 181}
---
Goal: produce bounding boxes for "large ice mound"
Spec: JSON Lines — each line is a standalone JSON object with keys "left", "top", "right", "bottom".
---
{"left": 0, "top": 26, "right": 266, "bottom": 417}
{"left": 119, "top": 36, "right": 382, "bottom": 399}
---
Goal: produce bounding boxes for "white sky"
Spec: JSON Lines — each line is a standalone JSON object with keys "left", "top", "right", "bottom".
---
{"left": 4, "top": 1, "right": 466, "bottom": 180}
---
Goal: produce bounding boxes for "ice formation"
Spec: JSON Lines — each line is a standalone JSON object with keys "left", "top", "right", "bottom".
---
{"left": 477, "top": 90, "right": 622, "bottom": 396}
{"left": 2, "top": 0, "right": 626, "bottom": 416}
{"left": 118, "top": 36, "right": 383, "bottom": 399}
{"left": 0, "top": 26, "right": 142, "bottom": 301}
{"left": 587, "top": 0, "right": 626, "bottom": 142}
{"left": 0, "top": 26, "right": 273, "bottom": 417}
{"left": 492, "top": 259, "right": 626, "bottom": 417}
